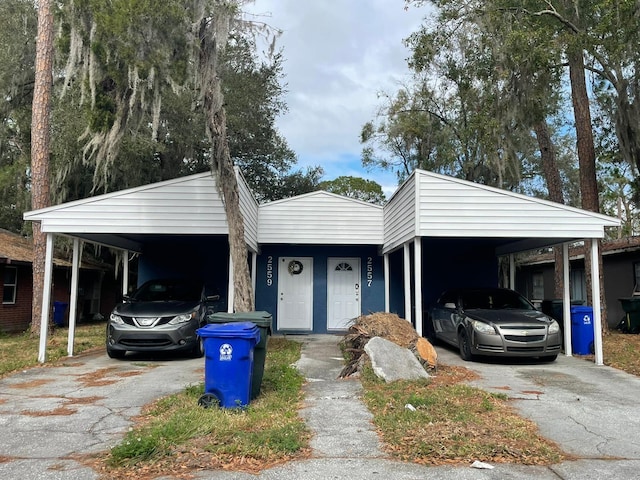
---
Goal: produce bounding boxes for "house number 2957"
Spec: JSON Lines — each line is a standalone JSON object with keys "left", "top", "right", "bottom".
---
{"left": 367, "top": 257, "right": 373, "bottom": 287}
{"left": 266, "top": 256, "right": 273, "bottom": 286}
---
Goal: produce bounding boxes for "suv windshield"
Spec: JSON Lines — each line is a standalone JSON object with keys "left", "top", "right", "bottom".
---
{"left": 131, "top": 280, "right": 202, "bottom": 302}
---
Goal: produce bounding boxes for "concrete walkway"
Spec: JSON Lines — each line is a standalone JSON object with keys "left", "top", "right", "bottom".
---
{"left": 1, "top": 335, "right": 640, "bottom": 479}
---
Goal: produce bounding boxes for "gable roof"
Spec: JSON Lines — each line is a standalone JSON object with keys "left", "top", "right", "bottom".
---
{"left": 259, "top": 191, "right": 384, "bottom": 244}
{"left": 23, "top": 168, "right": 620, "bottom": 255}
{"left": 24, "top": 171, "right": 260, "bottom": 252}
{"left": 383, "top": 169, "right": 621, "bottom": 253}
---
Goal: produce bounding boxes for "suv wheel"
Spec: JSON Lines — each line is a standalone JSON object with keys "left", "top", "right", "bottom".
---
{"left": 107, "top": 345, "right": 126, "bottom": 359}
{"left": 192, "top": 337, "right": 205, "bottom": 358}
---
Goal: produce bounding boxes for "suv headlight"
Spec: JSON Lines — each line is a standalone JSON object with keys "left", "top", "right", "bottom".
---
{"left": 169, "top": 311, "right": 196, "bottom": 325}
{"left": 471, "top": 320, "right": 497, "bottom": 335}
{"left": 109, "top": 313, "right": 124, "bottom": 325}
{"left": 548, "top": 320, "right": 560, "bottom": 334}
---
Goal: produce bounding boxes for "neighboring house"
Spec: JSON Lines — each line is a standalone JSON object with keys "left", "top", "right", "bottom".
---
{"left": 516, "top": 236, "right": 640, "bottom": 328}
{"left": 0, "top": 229, "right": 117, "bottom": 333}
{"left": 24, "top": 169, "right": 621, "bottom": 363}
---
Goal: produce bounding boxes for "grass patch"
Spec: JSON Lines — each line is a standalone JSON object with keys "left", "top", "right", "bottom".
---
{"left": 0, "top": 323, "right": 106, "bottom": 377}
{"left": 360, "top": 363, "right": 566, "bottom": 466}
{"left": 603, "top": 331, "right": 640, "bottom": 376}
{"left": 102, "top": 337, "right": 310, "bottom": 476}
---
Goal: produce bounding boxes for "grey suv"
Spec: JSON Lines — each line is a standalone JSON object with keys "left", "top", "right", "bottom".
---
{"left": 106, "top": 279, "right": 219, "bottom": 359}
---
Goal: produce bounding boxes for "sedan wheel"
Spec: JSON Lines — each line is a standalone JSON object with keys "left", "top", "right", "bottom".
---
{"left": 458, "top": 329, "right": 474, "bottom": 361}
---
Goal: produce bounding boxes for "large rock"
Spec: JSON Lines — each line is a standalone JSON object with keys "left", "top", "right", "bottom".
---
{"left": 364, "top": 336, "right": 430, "bottom": 382}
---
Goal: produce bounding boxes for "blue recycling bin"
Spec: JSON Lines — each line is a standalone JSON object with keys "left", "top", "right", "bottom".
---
{"left": 53, "top": 301, "right": 68, "bottom": 327}
{"left": 196, "top": 321, "right": 260, "bottom": 408}
{"left": 570, "top": 306, "right": 594, "bottom": 355}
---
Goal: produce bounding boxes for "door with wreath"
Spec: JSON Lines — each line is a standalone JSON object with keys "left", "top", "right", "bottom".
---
{"left": 277, "top": 257, "right": 313, "bottom": 330}
{"left": 327, "top": 257, "right": 361, "bottom": 330}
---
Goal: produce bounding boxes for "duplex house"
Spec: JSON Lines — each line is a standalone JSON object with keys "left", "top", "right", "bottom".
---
{"left": 24, "top": 169, "right": 620, "bottom": 363}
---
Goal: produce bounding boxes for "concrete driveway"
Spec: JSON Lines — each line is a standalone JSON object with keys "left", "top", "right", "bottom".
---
{"left": 2, "top": 336, "right": 640, "bottom": 479}
{"left": 0, "top": 349, "right": 203, "bottom": 479}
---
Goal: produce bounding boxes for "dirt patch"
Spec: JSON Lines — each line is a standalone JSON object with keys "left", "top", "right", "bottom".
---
{"left": 113, "top": 370, "right": 144, "bottom": 379}
{"left": 8, "top": 379, "right": 52, "bottom": 389}
{"left": 66, "top": 395, "right": 105, "bottom": 405}
{"left": 75, "top": 367, "right": 120, "bottom": 387}
{"left": 22, "top": 406, "right": 77, "bottom": 416}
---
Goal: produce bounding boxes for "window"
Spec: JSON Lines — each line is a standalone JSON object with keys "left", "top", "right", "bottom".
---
{"left": 2, "top": 267, "right": 17, "bottom": 304}
{"left": 335, "top": 262, "right": 353, "bottom": 272}
{"left": 634, "top": 262, "right": 640, "bottom": 293}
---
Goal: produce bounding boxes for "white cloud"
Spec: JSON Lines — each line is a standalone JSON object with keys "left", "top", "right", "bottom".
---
{"left": 245, "top": 1, "right": 427, "bottom": 194}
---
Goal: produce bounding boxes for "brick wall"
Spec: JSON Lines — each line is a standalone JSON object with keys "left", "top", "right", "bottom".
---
{"left": 0, "top": 264, "right": 33, "bottom": 333}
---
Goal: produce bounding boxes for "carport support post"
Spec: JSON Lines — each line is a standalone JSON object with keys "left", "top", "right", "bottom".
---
{"left": 562, "top": 242, "right": 572, "bottom": 357}
{"left": 227, "top": 254, "right": 234, "bottom": 313}
{"left": 591, "top": 238, "right": 604, "bottom": 365}
{"left": 384, "top": 253, "right": 390, "bottom": 312}
{"left": 403, "top": 242, "right": 412, "bottom": 325}
{"left": 414, "top": 238, "right": 423, "bottom": 336}
{"left": 38, "top": 232, "right": 54, "bottom": 363}
{"left": 67, "top": 238, "right": 81, "bottom": 356}
{"left": 509, "top": 254, "right": 515, "bottom": 290}
{"left": 122, "top": 250, "right": 129, "bottom": 296}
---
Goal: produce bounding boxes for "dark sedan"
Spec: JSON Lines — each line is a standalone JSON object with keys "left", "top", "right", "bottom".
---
{"left": 106, "top": 279, "right": 219, "bottom": 359}
{"left": 427, "top": 287, "right": 562, "bottom": 362}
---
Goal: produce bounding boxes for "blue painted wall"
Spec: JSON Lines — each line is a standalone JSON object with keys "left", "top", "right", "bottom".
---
{"left": 255, "top": 245, "right": 385, "bottom": 333}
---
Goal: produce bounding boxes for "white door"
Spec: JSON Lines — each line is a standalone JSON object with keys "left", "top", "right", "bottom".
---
{"left": 327, "top": 257, "right": 361, "bottom": 330}
{"left": 277, "top": 257, "right": 313, "bottom": 331}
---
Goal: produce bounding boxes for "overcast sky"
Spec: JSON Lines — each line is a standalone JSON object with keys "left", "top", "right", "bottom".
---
{"left": 245, "top": 1, "right": 428, "bottom": 197}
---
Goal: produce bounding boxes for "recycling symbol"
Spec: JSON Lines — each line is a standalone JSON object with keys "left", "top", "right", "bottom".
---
{"left": 219, "top": 343, "right": 233, "bottom": 361}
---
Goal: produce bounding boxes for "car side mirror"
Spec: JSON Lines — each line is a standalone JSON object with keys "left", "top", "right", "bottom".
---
{"left": 444, "top": 302, "right": 457, "bottom": 309}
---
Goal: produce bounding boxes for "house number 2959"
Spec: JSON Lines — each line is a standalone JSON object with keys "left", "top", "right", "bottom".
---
{"left": 367, "top": 257, "right": 373, "bottom": 287}
{"left": 266, "top": 256, "right": 273, "bottom": 286}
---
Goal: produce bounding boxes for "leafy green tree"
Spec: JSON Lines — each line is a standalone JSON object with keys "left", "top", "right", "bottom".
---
{"left": 318, "top": 176, "right": 386, "bottom": 205}
{"left": 0, "top": 0, "right": 36, "bottom": 233}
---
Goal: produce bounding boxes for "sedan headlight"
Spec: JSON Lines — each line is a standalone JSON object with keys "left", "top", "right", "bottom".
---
{"left": 168, "top": 311, "right": 197, "bottom": 325}
{"left": 471, "top": 320, "right": 497, "bottom": 335}
{"left": 109, "top": 313, "right": 124, "bottom": 325}
{"left": 548, "top": 320, "right": 560, "bottom": 334}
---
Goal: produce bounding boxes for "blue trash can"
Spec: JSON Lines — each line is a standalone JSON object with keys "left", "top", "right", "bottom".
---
{"left": 53, "top": 301, "right": 68, "bottom": 327}
{"left": 570, "top": 306, "right": 594, "bottom": 355}
{"left": 196, "top": 321, "right": 260, "bottom": 408}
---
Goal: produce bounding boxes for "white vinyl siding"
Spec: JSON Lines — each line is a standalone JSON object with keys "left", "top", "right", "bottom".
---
{"left": 414, "top": 171, "right": 619, "bottom": 239}
{"left": 237, "top": 171, "right": 259, "bottom": 251}
{"left": 383, "top": 179, "right": 416, "bottom": 253}
{"left": 259, "top": 192, "right": 383, "bottom": 245}
{"left": 24, "top": 171, "right": 258, "bottom": 249}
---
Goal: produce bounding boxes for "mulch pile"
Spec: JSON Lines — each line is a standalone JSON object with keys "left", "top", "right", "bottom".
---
{"left": 339, "top": 312, "right": 436, "bottom": 377}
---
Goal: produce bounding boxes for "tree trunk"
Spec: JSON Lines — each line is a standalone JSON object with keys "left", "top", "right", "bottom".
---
{"left": 198, "top": 13, "right": 254, "bottom": 313}
{"left": 533, "top": 121, "right": 565, "bottom": 298}
{"left": 210, "top": 107, "right": 254, "bottom": 312}
{"left": 30, "top": 0, "right": 54, "bottom": 335}
{"left": 567, "top": 48, "right": 608, "bottom": 330}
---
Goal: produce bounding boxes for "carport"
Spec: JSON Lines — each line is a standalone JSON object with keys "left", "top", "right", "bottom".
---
{"left": 24, "top": 168, "right": 621, "bottom": 365}
{"left": 24, "top": 170, "right": 259, "bottom": 362}
{"left": 381, "top": 170, "right": 621, "bottom": 365}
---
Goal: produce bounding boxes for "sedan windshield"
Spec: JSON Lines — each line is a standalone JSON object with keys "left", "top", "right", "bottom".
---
{"left": 461, "top": 289, "right": 534, "bottom": 310}
{"left": 131, "top": 280, "right": 202, "bottom": 302}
